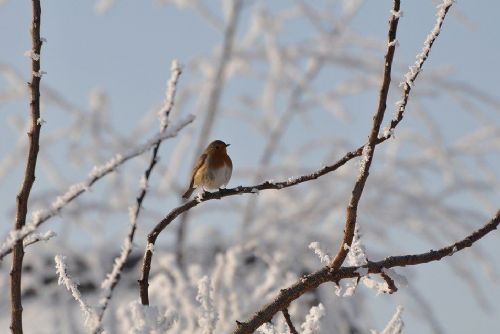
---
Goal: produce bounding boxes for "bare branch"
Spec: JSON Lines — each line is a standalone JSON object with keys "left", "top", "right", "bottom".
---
{"left": 282, "top": 308, "right": 299, "bottom": 334}
{"left": 329, "top": 0, "right": 401, "bottom": 270}
{"left": 380, "top": 271, "right": 398, "bottom": 294}
{"left": 10, "top": 1, "right": 43, "bottom": 332}
{"left": 233, "top": 209, "right": 499, "bottom": 333}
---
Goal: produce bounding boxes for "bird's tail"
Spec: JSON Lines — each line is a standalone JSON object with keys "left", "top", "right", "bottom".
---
{"left": 182, "top": 187, "right": 195, "bottom": 199}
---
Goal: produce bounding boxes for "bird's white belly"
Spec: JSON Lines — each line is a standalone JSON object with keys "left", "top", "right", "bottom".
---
{"left": 202, "top": 166, "right": 232, "bottom": 190}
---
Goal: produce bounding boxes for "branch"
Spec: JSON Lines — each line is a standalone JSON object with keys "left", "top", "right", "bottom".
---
{"left": 381, "top": 0, "right": 454, "bottom": 138}
{"left": 329, "top": 0, "right": 401, "bottom": 270}
{"left": 233, "top": 210, "right": 499, "bottom": 333}
{"left": 54, "top": 255, "right": 98, "bottom": 331}
{"left": 93, "top": 60, "right": 182, "bottom": 332}
{"left": 0, "top": 115, "right": 194, "bottom": 261}
{"left": 282, "top": 308, "right": 298, "bottom": 334}
{"left": 1, "top": 231, "right": 57, "bottom": 258}
{"left": 11, "top": 1, "right": 43, "bottom": 332}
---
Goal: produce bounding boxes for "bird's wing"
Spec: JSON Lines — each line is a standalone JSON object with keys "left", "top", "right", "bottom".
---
{"left": 188, "top": 153, "right": 208, "bottom": 188}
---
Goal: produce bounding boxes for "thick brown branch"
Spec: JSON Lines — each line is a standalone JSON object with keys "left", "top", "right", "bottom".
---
{"left": 10, "top": 1, "right": 42, "bottom": 333}
{"left": 233, "top": 210, "right": 499, "bottom": 333}
{"left": 329, "top": 0, "right": 401, "bottom": 270}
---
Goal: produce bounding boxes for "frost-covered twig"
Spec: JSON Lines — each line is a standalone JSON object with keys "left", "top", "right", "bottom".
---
{"left": 300, "top": 304, "right": 325, "bottom": 334}
{"left": 0, "top": 115, "right": 194, "bottom": 261}
{"left": 1, "top": 231, "right": 56, "bottom": 257}
{"left": 196, "top": 276, "right": 218, "bottom": 334}
{"left": 233, "top": 209, "right": 500, "bottom": 333}
{"left": 309, "top": 242, "right": 332, "bottom": 264}
{"left": 381, "top": 0, "right": 454, "bottom": 138}
{"left": 92, "top": 60, "right": 183, "bottom": 332}
{"left": 11, "top": 1, "right": 44, "bottom": 332}
{"left": 329, "top": 0, "right": 402, "bottom": 270}
{"left": 373, "top": 306, "right": 404, "bottom": 334}
{"left": 55, "top": 255, "right": 99, "bottom": 331}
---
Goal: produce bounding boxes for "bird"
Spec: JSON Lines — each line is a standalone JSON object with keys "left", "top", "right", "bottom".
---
{"left": 182, "top": 140, "right": 233, "bottom": 199}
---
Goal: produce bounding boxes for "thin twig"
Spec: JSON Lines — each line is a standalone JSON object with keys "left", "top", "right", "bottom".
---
{"left": 92, "top": 61, "right": 182, "bottom": 333}
{"left": 383, "top": 0, "right": 454, "bottom": 137}
{"left": 10, "top": 1, "right": 43, "bottom": 333}
{"left": 329, "top": 0, "right": 401, "bottom": 270}
{"left": 233, "top": 209, "right": 499, "bottom": 333}
{"left": 1, "top": 231, "right": 56, "bottom": 257}
{"left": 380, "top": 271, "right": 398, "bottom": 294}
{"left": 282, "top": 308, "right": 299, "bottom": 334}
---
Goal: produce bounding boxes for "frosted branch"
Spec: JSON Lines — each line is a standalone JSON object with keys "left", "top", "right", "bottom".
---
{"left": 196, "top": 276, "right": 218, "bottom": 334}
{"left": 308, "top": 242, "right": 331, "bottom": 264}
{"left": 54, "top": 255, "right": 99, "bottom": 331}
{"left": 300, "top": 304, "right": 325, "bottom": 334}
{"left": 381, "top": 0, "right": 454, "bottom": 139}
{"left": 159, "top": 59, "right": 182, "bottom": 131}
{"left": 377, "top": 306, "right": 404, "bottom": 334}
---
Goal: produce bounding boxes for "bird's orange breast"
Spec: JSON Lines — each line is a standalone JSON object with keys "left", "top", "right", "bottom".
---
{"left": 207, "top": 151, "right": 232, "bottom": 169}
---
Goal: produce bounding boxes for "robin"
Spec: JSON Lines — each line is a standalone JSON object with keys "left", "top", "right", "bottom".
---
{"left": 182, "top": 140, "right": 233, "bottom": 199}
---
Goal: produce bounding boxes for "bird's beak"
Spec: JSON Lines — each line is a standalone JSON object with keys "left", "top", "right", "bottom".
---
{"left": 225, "top": 143, "right": 231, "bottom": 147}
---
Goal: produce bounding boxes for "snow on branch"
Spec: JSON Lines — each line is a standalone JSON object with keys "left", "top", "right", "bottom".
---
{"left": 196, "top": 276, "right": 218, "bottom": 334}
{"left": 309, "top": 242, "right": 331, "bottom": 264}
{"left": 371, "top": 306, "right": 404, "bottom": 334}
{"left": 159, "top": 59, "right": 182, "bottom": 131}
{"left": 23, "top": 230, "right": 56, "bottom": 247}
{"left": 1, "top": 230, "right": 57, "bottom": 257}
{"left": 121, "top": 300, "right": 176, "bottom": 333}
{"left": 0, "top": 115, "right": 194, "bottom": 261}
{"left": 54, "top": 255, "right": 99, "bottom": 331}
{"left": 300, "top": 304, "right": 325, "bottom": 334}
